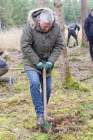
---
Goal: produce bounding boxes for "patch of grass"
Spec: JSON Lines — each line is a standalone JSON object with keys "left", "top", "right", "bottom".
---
{"left": 14, "top": 82, "right": 23, "bottom": 93}
{"left": 52, "top": 69, "right": 60, "bottom": 79}
{"left": 80, "top": 132, "right": 93, "bottom": 140}
{"left": 0, "top": 116, "right": 9, "bottom": 125}
{"left": 69, "top": 57, "right": 81, "bottom": 62}
{"left": 16, "top": 63, "right": 23, "bottom": 69}
{"left": 7, "top": 96, "right": 21, "bottom": 107}
{"left": 64, "top": 77, "right": 90, "bottom": 92}
{"left": 81, "top": 103, "right": 93, "bottom": 110}
{"left": 87, "top": 120, "right": 93, "bottom": 129}
{"left": 31, "top": 132, "right": 49, "bottom": 140}
{"left": 80, "top": 43, "right": 88, "bottom": 48}
{"left": 51, "top": 133, "right": 77, "bottom": 140}
{"left": 0, "top": 131, "right": 16, "bottom": 140}
{"left": 23, "top": 117, "right": 35, "bottom": 129}
{"left": 51, "top": 108, "right": 71, "bottom": 115}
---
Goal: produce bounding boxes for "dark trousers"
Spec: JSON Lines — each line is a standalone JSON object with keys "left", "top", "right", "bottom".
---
{"left": 0, "top": 66, "right": 9, "bottom": 83}
{"left": 89, "top": 38, "right": 93, "bottom": 61}
{"left": 0, "top": 66, "right": 8, "bottom": 76}
{"left": 67, "top": 30, "right": 78, "bottom": 46}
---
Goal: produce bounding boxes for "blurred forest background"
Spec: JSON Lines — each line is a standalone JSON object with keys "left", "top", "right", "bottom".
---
{"left": 0, "top": 0, "right": 93, "bottom": 29}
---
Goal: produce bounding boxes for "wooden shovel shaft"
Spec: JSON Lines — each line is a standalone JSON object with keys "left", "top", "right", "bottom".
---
{"left": 43, "top": 68, "right": 47, "bottom": 120}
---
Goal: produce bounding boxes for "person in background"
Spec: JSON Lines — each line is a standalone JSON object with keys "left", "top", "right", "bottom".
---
{"left": 84, "top": 9, "right": 93, "bottom": 61}
{"left": 67, "top": 23, "right": 80, "bottom": 46}
{"left": 0, "top": 49, "right": 8, "bottom": 79}
{"left": 21, "top": 8, "right": 64, "bottom": 130}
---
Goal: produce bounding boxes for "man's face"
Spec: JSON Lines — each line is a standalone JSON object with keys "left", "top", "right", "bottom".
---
{"left": 91, "top": 11, "right": 93, "bottom": 17}
{"left": 39, "top": 21, "right": 52, "bottom": 32}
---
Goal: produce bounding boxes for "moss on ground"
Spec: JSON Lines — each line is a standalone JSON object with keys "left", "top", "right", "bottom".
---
{"left": 0, "top": 48, "right": 93, "bottom": 139}
{"left": 31, "top": 132, "right": 49, "bottom": 140}
{"left": 0, "top": 131, "right": 16, "bottom": 140}
{"left": 0, "top": 116, "right": 10, "bottom": 126}
{"left": 64, "top": 77, "right": 90, "bottom": 92}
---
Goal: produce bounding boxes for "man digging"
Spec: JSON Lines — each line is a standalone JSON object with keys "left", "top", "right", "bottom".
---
{"left": 21, "top": 8, "right": 64, "bottom": 132}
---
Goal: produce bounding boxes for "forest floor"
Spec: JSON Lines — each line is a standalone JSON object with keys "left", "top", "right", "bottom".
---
{"left": 0, "top": 44, "right": 93, "bottom": 140}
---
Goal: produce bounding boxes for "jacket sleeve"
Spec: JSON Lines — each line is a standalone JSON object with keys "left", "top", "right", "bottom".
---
{"left": 84, "top": 18, "right": 90, "bottom": 38}
{"left": 48, "top": 27, "right": 65, "bottom": 64}
{"left": 20, "top": 24, "right": 40, "bottom": 65}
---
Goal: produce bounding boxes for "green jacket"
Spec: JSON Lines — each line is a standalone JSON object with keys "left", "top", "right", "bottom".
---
{"left": 20, "top": 8, "right": 64, "bottom": 69}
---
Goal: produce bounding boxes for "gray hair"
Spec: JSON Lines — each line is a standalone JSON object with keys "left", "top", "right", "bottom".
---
{"left": 39, "top": 9, "right": 55, "bottom": 25}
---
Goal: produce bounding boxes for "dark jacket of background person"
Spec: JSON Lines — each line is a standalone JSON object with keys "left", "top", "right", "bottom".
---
{"left": 20, "top": 8, "right": 64, "bottom": 70}
{"left": 68, "top": 23, "right": 80, "bottom": 32}
{"left": 84, "top": 11, "right": 93, "bottom": 61}
{"left": 67, "top": 23, "right": 80, "bottom": 46}
{"left": 0, "top": 51, "right": 8, "bottom": 77}
{"left": 84, "top": 14, "right": 93, "bottom": 40}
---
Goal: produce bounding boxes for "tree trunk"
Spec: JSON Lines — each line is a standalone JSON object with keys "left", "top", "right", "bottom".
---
{"left": 54, "top": 0, "right": 71, "bottom": 84}
{"left": 81, "top": 0, "right": 88, "bottom": 47}
{"left": 37, "top": 0, "right": 48, "bottom": 7}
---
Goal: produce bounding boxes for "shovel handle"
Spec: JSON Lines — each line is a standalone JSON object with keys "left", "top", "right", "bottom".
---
{"left": 43, "top": 68, "right": 47, "bottom": 120}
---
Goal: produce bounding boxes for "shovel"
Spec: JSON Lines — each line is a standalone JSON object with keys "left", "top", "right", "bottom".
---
{"left": 42, "top": 68, "right": 52, "bottom": 132}
{"left": 43, "top": 68, "right": 47, "bottom": 121}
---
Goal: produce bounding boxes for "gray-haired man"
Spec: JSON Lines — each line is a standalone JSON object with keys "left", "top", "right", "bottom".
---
{"left": 21, "top": 8, "right": 64, "bottom": 130}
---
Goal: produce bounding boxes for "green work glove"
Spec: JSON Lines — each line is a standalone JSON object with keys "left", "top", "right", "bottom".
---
{"left": 44, "top": 61, "right": 53, "bottom": 70}
{"left": 36, "top": 62, "right": 44, "bottom": 70}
